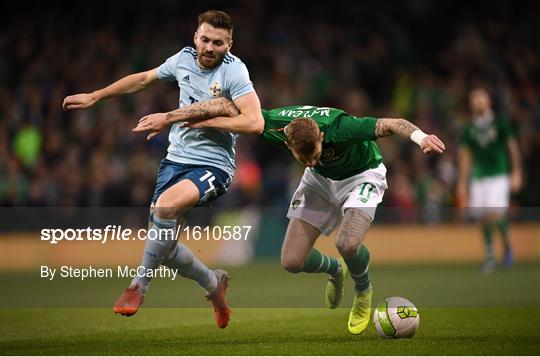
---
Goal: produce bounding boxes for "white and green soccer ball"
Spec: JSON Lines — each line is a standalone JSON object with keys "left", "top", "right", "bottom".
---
{"left": 373, "top": 297, "right": 420, "bottom": 338}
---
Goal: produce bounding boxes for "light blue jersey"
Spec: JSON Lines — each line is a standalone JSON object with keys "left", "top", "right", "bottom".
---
{"left": 156, "top": 46, "right": 254, "bottom": 176}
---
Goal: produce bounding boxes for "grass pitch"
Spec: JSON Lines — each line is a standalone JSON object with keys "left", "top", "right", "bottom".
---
{"left": 1, "top": 261, "right": 539, "bottom": 355}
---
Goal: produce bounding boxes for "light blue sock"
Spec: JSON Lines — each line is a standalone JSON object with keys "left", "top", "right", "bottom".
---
{"left": 131, "top": 216, "right": 177, "bottom": 293}
{"left": 162, "top": 243, "right": 217, "bottom": 293}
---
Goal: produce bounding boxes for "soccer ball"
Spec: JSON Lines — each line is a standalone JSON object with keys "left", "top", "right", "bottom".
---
{"left": 373, "top": 297, "right": 420, "bottom": 338}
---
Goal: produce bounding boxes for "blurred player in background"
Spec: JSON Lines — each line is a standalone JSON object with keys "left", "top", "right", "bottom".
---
{"left": 62, "top": 10, "right": 264, "bottom": 328}
{"left": 457, "top": 88, "right": 522, "bottom": 274}
{"left": 133, "top": 98, "right": 445, "bottom": 334}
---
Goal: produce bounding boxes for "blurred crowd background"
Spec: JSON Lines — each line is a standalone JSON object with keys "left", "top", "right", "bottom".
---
{"left": 2, "top": 0, "right": 539, "bottom": 221}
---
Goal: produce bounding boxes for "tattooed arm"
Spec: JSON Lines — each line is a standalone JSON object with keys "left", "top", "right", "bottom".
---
{"left": 166, "top": 97, "right": 240, "bottom": 123}
{"left": 132, "top": 97, "right": 240, "bottom": 140}
{"left": 375, "top": 118, "right": 446, "bottom": 154}
{"left": 183, "top": 92, "right": 264, "bottom": 135}
{"left": 375, "top": 118, "right": 419, "bottom": 138}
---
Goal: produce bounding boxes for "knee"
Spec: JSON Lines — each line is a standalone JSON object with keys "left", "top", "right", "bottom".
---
{"left": 336, "top": 239, "right": 361, "bottom": 260}
{"left": 153, "top": 205, "right": 180, "bottom": 220}
{"left": 280, "top": 254, "right": 304, "bottom": 273}
{"left": 153, "top": 195, "right": 182, "bottom": 219}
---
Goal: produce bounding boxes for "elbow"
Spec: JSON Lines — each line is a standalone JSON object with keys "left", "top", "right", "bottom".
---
{"left": 242, "top": 112, "right": 264, "bottom": 135}
{"left": 139, "top": 71, "right": 154, "bottom": 88}
{"left": 252, "top": 116, "right": 265, "bottom": 135}
{"left": 222, "top": 98, "right": 240, "bottom": 117}
{"left": 140, "top": 76, "right": 151, "bottom": 88}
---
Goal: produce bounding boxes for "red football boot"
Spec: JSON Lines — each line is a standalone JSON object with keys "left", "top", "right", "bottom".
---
{"left": 113, "top": 284, "right": 144, "bottom": 316}
{"left": 205, "top": 270, "right": 231, "bottom": 328}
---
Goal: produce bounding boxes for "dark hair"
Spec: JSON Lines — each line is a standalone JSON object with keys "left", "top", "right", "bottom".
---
{"left": 285, "top": 118, "right": 320, "bottom": 157}
{"left": 198, "top": 10, "right": 234, "bottom": 32}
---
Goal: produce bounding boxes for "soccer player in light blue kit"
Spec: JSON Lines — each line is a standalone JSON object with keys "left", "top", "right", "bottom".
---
{"left": 62, "top": 10, "right": 264, "bottom": 328}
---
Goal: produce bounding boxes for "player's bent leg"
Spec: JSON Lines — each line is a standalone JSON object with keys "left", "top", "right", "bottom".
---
{"left": 152, "top": 179, "right": 201, "bottom": 288}
{"left": 335, "top": 208, "right": 373, "bottom": 334}
{"left": 281, "top": 219, "right": 341, "bottom": 274}
{"left": 280, "top": 218, "right": 321, "bottom": 273}
{"left": 336, "top": 209, "right": 372, "bottom": 291}
{"left": 161, "top": 243, "right": 230, "bottom": 328}
{"left": 157, "top": 178, "right": 232, "bottom": 328}
{"left": 114, "top": 180, "right": 199, "bottom": 317}
{"left": 281, "top": 218, "right": 345, "bottom": 307}
{"left": 154, "top": 179, "right": 201, "bottom": 219}
{"left": 114, "top": 215, "right": 179, "bottom": 316}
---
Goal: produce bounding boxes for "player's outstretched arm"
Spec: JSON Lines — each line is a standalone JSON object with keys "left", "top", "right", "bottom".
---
{"left": 62, "top": 68, "right": 159, "bottom": 110}
{"left": 183, "top": 92, "right": 265, "bottom": 135}
{"left": 132, "top": 97, "right": 240, "bottom": 140}
{"left": 169, "top": 97, "right": 240, "bottom": 122}
{"left": 375, "top": 118, "right": 446, "bottom": 154}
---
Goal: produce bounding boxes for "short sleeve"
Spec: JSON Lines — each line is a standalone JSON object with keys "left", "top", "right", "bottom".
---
{"left": 225, "top": 61, "right": 254, "bottom": 100}
{"left": 156, "top": 51, "right": 180, "bottom": 81}
{"left": 334, "top": 115, "right": 378, "bottom": 142}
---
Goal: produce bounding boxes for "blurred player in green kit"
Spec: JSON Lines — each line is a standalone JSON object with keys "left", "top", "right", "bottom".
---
{"left": 133, "top": 98, "right": 445, "bottom": 334}
{"left": 457, "top": 88, "right": 523, "bottom": 274}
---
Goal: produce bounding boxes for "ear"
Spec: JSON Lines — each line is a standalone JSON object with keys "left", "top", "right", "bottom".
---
{"left": 193, "top": 31, "right": 198, "bottom": 43}
{"left": 320, "top": 131, "right": 324, "bottom": 140}
{"left": 227, "top": 39, "right": 233, "bottom": 51}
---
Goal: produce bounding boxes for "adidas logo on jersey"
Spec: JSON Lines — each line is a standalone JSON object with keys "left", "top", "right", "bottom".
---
{"left": 182, "top": 75, "right": 190, "bottom": 83}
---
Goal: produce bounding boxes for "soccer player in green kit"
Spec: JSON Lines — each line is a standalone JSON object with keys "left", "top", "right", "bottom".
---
{"left": 457, "top": 88, "right": 522, "bottom": 274}
{"left": 133, "top": 98, "right": 445, "bottom": 334}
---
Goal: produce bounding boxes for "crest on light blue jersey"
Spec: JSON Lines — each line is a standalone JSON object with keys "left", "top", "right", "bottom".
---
{"left": 209, "top": 81, "right": 222, "bottom": 97}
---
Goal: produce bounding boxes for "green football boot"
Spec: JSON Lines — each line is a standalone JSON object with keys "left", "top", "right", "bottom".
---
{"left": 325, "top": 257, "right": 348, "bottom": 309}
{"left": 347, "top": 286, "right": 373, "bottom": 335}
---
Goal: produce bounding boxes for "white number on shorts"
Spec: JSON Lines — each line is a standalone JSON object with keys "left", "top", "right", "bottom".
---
{"left": 199, "top": 171, "right": 216, "bottom": 194}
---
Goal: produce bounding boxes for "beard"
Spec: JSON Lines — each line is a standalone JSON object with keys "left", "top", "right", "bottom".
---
{"left": 197, "top": 50, "right": 226, "bottom": 69}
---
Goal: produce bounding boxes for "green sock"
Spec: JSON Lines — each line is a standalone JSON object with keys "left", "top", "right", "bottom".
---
{"left": 343, "top": 245, "right": 371, "bottom": 292}
{"left": 301, "top": 249, "right": 340, "bottom": 275}
{"left": 482, "top": 223, "right": 494, "bottom": 258}
{"left": 497, "top": 218, "right": 511, "bottom": 252}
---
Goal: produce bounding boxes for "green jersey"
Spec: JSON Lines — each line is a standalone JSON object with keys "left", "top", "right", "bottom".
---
{"left": 261, "top": 105, "right": 382, "bottom": 180}
{"left": 460, "top": 116, "right": 515, "bottom": 178}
